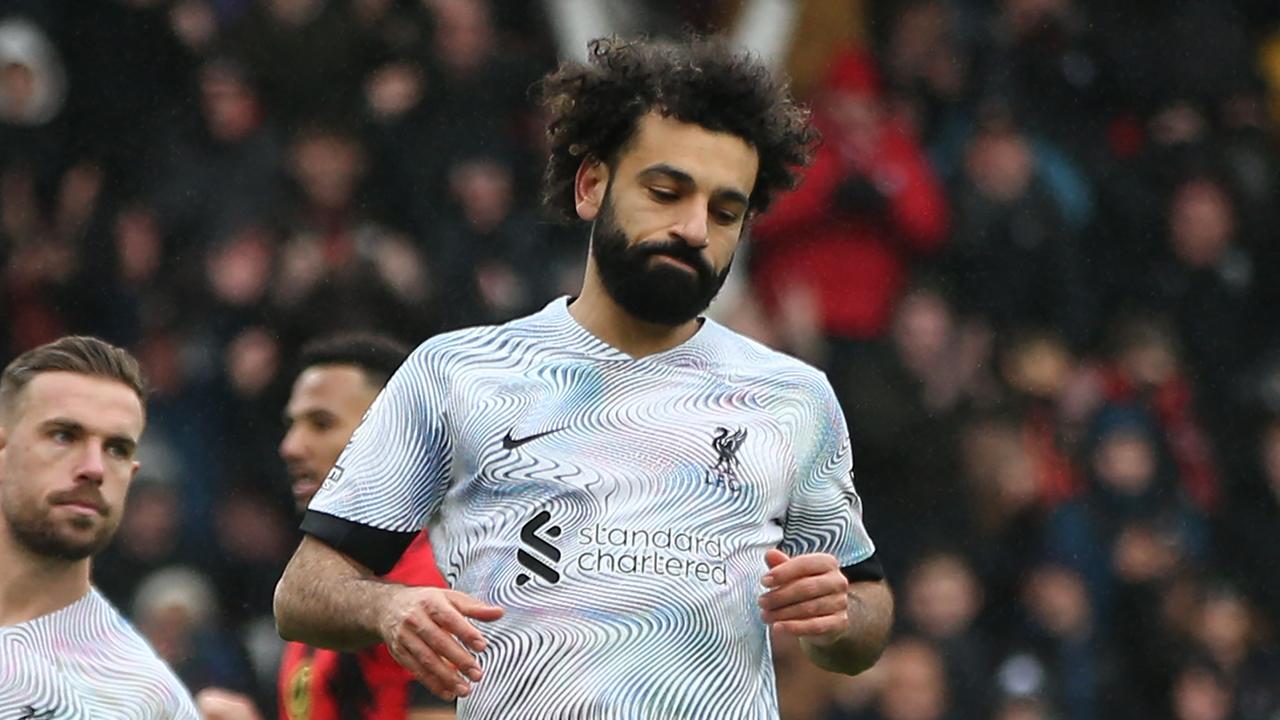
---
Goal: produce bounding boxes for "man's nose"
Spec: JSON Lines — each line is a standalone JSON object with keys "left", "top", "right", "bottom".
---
{"left": 75, "top": 442, "right": 106, "bottom": 485}
{"left": 671, "top": 202, "right": 710, "bottom": 248}
{"left": 279, "top": 427, "right": 303, "bottom": 461}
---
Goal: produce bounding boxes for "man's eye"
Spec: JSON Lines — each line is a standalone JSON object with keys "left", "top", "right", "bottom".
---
{"left": 649, "top": 188, "right": 678, "bottom": 201}
{"left": 713, "top": 209, "right": 741, "bottom": 224}
{"left": 50, "top": 430, "right": 73, "bottom": 443}
{"left": 106, "top": 444, "right": 131, "bottom": 460}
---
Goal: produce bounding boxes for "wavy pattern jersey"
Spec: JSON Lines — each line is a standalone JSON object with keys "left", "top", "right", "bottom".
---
{"left": 0, "top": 588, "right": 199, "bottom": 719}
{"left": 305, "top": 296, "right": 876, "bottom": 720}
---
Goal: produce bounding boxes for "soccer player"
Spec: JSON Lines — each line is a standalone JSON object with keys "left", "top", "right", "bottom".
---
{"left": 0, "top": 336, "right": 199, "bottom": 718}
{"left": 275, "top": 36, "right": 894, "bottom": 719}
{"left": 198, "top": 334, "right": 454, "bottom": 720}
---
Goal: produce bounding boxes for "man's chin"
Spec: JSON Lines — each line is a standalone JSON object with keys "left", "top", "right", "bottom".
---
{"left": 618, "top": 280, "right": 711, "bottom": 326}
{"left": 22, "top": 525, "right": 110, "bottom": 561}
{"left": 292, "top": 492, "right": 318, "bottom": 515}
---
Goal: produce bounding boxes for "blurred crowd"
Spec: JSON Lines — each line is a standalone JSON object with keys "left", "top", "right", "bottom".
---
{"left": 2, "top": 0, "right": 1279, "bottom": 718}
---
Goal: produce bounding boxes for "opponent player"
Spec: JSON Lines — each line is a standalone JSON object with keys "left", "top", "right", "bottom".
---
{"left": 199, "top": 334, "right": 453, "bottom": 720}
{"left": 275, "top": 36, "right": 894, "bottom": 719}
{"left": 0, "top": 336, "right": 199, "bottom": 718}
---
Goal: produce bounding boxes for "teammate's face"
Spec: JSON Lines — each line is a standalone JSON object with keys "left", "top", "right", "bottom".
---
{"left": 279, "top": 365, "right": 379, "bottom": 513}
{"left": 580, "top": 113, "right": 759, "bottom": 326}
{"left": 0, "top": 372, "right": 143, "bottom": 561}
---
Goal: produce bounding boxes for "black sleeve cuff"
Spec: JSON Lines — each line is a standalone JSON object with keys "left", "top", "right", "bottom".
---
{"left": 841, "top": 553, "right": 885, "bottom": 583}
{"left": 300, "top": 510, "right": 418, "bottom": 576}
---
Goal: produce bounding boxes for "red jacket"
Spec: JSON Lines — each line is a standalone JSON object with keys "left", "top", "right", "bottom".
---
{"left": 750, "top": 115, "right": 948, "bottom": 340}
{"left": 278, "top": 534, "right": 446, "bottom": 719}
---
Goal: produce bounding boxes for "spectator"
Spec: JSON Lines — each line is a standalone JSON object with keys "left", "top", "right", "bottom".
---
{"left": 942, "top": 105, "right": 1095, "bottom": 348}
{"left": 976, "top": 0, "right": 1117, "bottom": 163}
{"left": 0, "top": 14, "right": 68, "bottom": 176}
{"left": 61, "top": 0, "right": 197, "bottom": 196}
{"left": 955, "top": 415, "right": 1047, "bottom": 636}
{"left": 432, "top": 153, "right": 558, "bottom": 328}
{"left": 995, "top": 328, "right": 1084, "bottom": 508}
{"left": 1170, "top": 661, "right": 1237, "bottom": 720}
{"left": 1091, "top": 313, "right": 1222, "bottom": 512}
{"left": 1189, "top": 585, "right": 1280, "bottom": 719}
{"left": 750, "top": 45, "right": 948, "bottom": 368}
{"left": 225, "top": 0, "right": 372, "bottom": 133}
{"left": 864, "top": 637, "right": 955, "bottom": 720}
{"left": 272, "top": 121, "right": 433, "bottom": 344}
{"left": 901, "top": 551, "right": 991, "bottom": 719}
{"left": 1045, "top": 404, "right": 1208, "bottom": 638}
{"left": 133, "top": 566, "right": 257, "bottom": 699}
{"left": 149, "top": 58, "right": 283, "bottom": 250}
{"left": 1010, "top": 563, "right": 1133, "bottom": 720}
{"left": 840, "top": 280, "right": 992, "bottom": 569}
{"left": 93, "top": 476, "right": 195, "bottom": 612}
{"left": 1135, "top": 173, "right": 1259, "bottom": 444}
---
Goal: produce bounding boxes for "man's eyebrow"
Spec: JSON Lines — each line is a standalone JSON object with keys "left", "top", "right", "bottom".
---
{"left": 106, "top": 433, "right": 138, "bottom": 453}
{"left": 39, "top": 417, "right": 85, "bottom": 434}
{"left": 637, "top": 164, "right": 749, "bottom": 207}
{"left": 283, "top": 408, "right": 337, "bottom": 424}
{"left": 638, "top": 163, "right": 695, "bottom": 187}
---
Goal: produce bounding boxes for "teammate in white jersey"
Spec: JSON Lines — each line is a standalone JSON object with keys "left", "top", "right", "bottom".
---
{"left": 275, "top": 36, "right": 894, "bottom": 719}
{"left": 0, "top": 336, "right": 199, "bottom": 719}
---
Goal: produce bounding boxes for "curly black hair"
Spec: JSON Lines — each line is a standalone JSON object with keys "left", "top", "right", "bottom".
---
{"left": 537, "top": 35, "right": 817, "bottom": 223}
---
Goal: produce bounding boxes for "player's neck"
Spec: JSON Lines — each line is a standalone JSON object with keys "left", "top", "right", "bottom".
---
{"left": 571, "top": 270, "right": 700, "bottom": 358}
{"left": 0, "top": 533, "right": 91, "bottom": 625}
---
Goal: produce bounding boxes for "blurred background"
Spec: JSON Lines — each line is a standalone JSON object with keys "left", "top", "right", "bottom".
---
{"left": 2, "top": 0, "right": 1279, "bottom": 718}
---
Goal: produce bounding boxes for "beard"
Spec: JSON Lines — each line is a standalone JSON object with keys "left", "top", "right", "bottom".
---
{"left": 2, "top": 487, "right": 117, "bottom": 561}
{"left": 590, "top": 193, "right": 733, "bottom": 326}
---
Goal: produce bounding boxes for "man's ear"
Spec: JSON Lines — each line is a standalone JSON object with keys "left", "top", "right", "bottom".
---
{"left": 574, "top": 157, "right": 608, "bottom": 222}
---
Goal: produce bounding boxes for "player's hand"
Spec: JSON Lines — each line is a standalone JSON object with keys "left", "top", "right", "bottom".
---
{"left": 194, "top": 687, "right": 263, "bottom": 720}
{"left": 379, "top": 586, "right": 505, "bottom": 701}
{"left": 759, "top": 549, "right": 850, "bottom": 646}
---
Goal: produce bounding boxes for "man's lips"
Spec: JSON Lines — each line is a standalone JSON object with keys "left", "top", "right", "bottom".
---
{"left": 53, "top": 498, "right": 105, "bottom": 515}
{"left": 650, "top": 254, "right": 699, "bottom": 272}
{"left": 290, "top": 471, "right": 320, "bottom": 499}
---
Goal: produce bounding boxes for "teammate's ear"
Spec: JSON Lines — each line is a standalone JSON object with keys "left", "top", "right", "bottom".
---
{"left": 575, "top": 158, "right": 608, "bottom": 222}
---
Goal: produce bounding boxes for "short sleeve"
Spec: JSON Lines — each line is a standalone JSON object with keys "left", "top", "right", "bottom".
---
{"left": 161, "top": 678, "right": 201, "bottom": 719}
{"left": 778, "top": 377, "right": 876, "bottom": 571}
{"left": 303, "top": 342, "right": 454, "bottom": 574}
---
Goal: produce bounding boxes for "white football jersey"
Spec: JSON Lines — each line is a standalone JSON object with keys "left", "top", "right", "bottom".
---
{"left": 0, "top": 588, "right": 199, "bottom": 719}
{"left": 306, "top": 297, "right": 877, "bottom": 720}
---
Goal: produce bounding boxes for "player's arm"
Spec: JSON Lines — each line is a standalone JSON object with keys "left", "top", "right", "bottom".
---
{"left": 274, "top": 535, "right": 403, "bottom": 650}
{"left": 805, "top": 577, "right": 893, "bottom": 673}
{"left": 766, "top": 372, "right": 894, "bottom": 675}
{"left": 273, "top": 342, "right": 502, "bottom": 700}
{"left": 760, "top": 550, "right": 893, "bottom": 675}
{"left": 275, "top": 535, "right": 503, "bottom": 700}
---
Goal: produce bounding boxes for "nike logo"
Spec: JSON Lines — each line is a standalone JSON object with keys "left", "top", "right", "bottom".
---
{"left": 502, "top": 427, "right": 565, "bottom": 450}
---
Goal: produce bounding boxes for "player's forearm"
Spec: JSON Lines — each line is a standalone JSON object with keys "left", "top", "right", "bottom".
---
{"left": 801, "top": 579, "right": 894, "bottom": 675}
{"left": 273, "top": 535, "right": 401, "bottom": 650}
